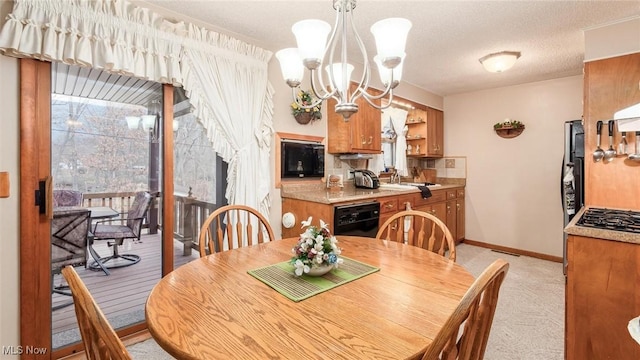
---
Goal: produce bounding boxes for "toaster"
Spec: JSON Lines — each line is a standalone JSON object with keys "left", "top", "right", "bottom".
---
{"left": 353, "top": 169, "right": 380, "bottom": 189}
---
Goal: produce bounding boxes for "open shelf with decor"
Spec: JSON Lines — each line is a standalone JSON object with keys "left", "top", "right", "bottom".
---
{"left": 494, "top": 119, "right": 525, "bottom": 139}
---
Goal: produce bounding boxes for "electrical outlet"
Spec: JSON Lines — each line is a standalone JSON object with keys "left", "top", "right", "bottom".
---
{"left": 333, "top": 155, "right": 342, "bottom": 168}
{"left": 346, "top": 169, "right": 354, "bottom": 180}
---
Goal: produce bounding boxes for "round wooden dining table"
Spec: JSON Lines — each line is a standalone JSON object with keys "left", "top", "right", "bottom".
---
{"left": 145, "top": 236, "right": 474, "bottom": 360}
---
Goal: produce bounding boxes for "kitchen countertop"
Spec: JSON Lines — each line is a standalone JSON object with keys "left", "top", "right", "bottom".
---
{"left": 564, "top": 206, "right": 640, "bottom": 245}
{"left": 281, "top": 184, "right": 463, "bottom": 205}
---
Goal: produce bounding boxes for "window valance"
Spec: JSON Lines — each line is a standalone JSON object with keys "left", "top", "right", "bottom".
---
{"left": 0, "top": 0, "right": 275, "bottom": 217}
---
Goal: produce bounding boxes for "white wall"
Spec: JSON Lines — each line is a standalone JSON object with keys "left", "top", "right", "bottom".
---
{"left": 584, "top": 16, "right": 640, "bottom": 61}
{"left": 444, "top": 76, "right": 583, "bottom": 257}
{"left": 0, "top": 54, "right": 20, "bottom": 357}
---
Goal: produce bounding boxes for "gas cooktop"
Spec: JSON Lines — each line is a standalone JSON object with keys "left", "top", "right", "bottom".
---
{"left": 576, "top": 207, "right": 640, "bottom": 233}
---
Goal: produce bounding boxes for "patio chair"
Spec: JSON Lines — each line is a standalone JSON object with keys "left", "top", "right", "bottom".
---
{"left": 420, "top": 259, "right": 509, "bottom": 360}
{"left": 89, "top": 191, "right": 151, "bottom": 271}
{"left": 376, "top": 209, "right": 456, "bottom": 262}
{"left": 53, "top": 189, "right": 83, "bottom": 207}
{"left": 61, "top": 266, "right": 132, "bottom": 360}
{"left": 198, "top": 204, "right": 275, "bottom": 257}
{"left": 51, "top": 207, "right": 91, "bottom": 310}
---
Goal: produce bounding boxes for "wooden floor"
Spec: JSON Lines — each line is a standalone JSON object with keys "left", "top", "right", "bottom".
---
{"left": 52, "top": 232, "right": 199, "bottom": 349}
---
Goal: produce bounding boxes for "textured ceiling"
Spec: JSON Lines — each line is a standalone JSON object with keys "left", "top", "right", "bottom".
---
{"left": 141, "top": 0, "right": 640, "bottom": 96}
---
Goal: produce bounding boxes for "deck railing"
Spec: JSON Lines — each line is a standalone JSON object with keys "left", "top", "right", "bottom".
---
{"left": 82, "top": 192, "right": 217, "bottom": 256}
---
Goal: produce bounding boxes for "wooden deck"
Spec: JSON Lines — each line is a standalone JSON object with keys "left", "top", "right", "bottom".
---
{"left": 52, "top": 232, "right": 200, "bottom": 349}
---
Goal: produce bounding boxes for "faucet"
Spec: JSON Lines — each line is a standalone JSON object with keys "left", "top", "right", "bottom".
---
{"left": 389, "top": 170, "right": 401, "bottom": 184}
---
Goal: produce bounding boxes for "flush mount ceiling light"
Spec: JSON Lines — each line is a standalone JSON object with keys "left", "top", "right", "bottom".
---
{"left": 275, "top": 0, "right": 412, "bottom": 120}
{"left": 479, "top": 51, "right": 521, "bottom": 73}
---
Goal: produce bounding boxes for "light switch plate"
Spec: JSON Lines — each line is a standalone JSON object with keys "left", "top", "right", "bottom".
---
{"left": 0, "top": 172, "right": 9, "bottom": 198}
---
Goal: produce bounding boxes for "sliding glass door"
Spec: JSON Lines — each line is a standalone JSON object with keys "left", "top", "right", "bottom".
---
{"left": 171, "top": 87, "right": 227, "bottom": 269}
{"left": 49, "top": 63, "right": 165, "bottom": 351}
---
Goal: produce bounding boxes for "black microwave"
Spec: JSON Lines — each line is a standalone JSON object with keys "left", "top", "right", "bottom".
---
{"left": 281, "top": 140, "right": 325, "bottom": 179}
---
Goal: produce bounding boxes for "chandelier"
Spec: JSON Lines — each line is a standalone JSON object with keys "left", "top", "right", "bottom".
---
{"left": 275, "top": 0, "right": 411, "bottom": 120}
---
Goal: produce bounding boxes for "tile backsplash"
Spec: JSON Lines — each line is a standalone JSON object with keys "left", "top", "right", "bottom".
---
{"left": 324, "top": 153, "right": 467, "bottom": 183}
{"left": 421, "top": 156, "right": 467, "bottom": 179}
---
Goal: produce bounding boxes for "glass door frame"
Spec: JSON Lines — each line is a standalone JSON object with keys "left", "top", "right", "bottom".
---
{"left": 19, "top": 58, "right": 176, "bottom": 359}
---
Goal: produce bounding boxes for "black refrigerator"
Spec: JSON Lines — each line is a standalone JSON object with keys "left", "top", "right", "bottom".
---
{"left": 561, "top": 120, "right": 584, "bottom": 274}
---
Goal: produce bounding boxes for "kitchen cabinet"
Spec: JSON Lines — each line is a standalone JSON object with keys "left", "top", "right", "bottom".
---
{"left": 584, "top": 53, "right": 640, "bottom": 209}
{"left": 378, "top": 196, "right": 399, "bottom": 237}
{"left": 426, "top": 107, "right": 444, "bottom": 157}
{"left": 446, "top": 189, "right": 465, "bottom": 242}
{"left": 405, "top": 105, "right": 444, "bottom": 158}
{"left": 565, "top": 235, "right": 640, "bottom": 360}
{"left": 405, "top": 106, "right": 427, "bottom": 156}
{"left": 281, "top": 186, "right": 464, "bottom": 245}
{"left": 327, "top": 84, "right": 382, "bottom": 154}
{"left": 456, "top": 189, "right": 465, "bottom": 241}
{"left": 414, "top": 195, "right": 447, "bottom": 247}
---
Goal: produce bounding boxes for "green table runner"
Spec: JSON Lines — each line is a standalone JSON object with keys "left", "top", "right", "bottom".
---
{"left": 248, "top": 257, "right": 380, "bottom": 302}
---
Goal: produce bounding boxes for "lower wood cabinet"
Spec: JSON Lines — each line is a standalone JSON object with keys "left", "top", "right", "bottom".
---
{"left": 281, "top": 187, "right": 465, "bottom": 243}
{"left": 565, "top": 235, "right": 640, "bottom": 360}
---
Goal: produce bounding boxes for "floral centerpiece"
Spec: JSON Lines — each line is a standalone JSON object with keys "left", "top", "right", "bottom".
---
{"left": 291, "top": 217, "right": 343, "bottom": 276}
{"left": 291, "top": 90, "right": 322, "bottom": 124}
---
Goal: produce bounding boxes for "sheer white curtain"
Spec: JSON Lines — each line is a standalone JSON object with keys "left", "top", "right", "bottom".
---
{"left": 389, "top": 107, "right": 409, "bottom": 176}
{"left": 180, "top": 24, "right": 274, "bottom": 216}
{"left": 0, "top": 0, "right": 274, "bottom": 217}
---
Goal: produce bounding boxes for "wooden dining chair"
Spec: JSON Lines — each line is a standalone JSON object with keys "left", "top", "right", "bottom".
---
{"left": 420, "top": 259, "right": 509, "bottom": 360}
{"left": 198, "top": 204, "right": 276, "bottom": 257}
{"left": 61, "top": 266, "right": 132, "bottom": 360}
{"left": 376, "top": 210, "right": 456, "bottom": 261}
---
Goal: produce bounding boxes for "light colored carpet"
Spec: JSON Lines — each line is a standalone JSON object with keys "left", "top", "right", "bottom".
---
{"left": 127, "top": 243, "right": 564, "bottom": 359}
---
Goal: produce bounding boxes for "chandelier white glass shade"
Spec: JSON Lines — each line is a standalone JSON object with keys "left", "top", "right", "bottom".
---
{"left": 374, "top": 53, "right": 405, "bottom": 89}
{"left": 275, "top": 0, "right": 412, "bottom": 120}
{"left": 479, "top": 51, "right": 521, "bottom": 73}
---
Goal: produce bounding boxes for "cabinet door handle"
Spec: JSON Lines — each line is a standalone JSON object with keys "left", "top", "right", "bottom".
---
{"left": 361, "top": 135, "right": 366, "bottom": 145}
{"left": 368, "top": 136, "right": 373, "bottom": 144}
{"left": 430, "top": 209, "right": 436, "bottom": 215}
{"left": 457, "top": 203, "right": 461, "bottom": 210}
{"left": 391, "top": 222, "right": 398, "bottom": 231}
{"left": 384, "top": 203, "right": 394, "bottom": 209}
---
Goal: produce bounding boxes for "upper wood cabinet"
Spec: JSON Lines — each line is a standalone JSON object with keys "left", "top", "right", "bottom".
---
{"left": 405, "top": 104, "right": 444, "bottom": 158}
{"left": 584, "top": 53, "right": 640, "bottom": 209}
{"left": 426, "top": 107, "right": 444, "bottom": 157}
{"left": 327, "top": 84, "right": 382, "bottom": 154}
{"left": 405, "top": 106, "right": 427, "bottom": 157}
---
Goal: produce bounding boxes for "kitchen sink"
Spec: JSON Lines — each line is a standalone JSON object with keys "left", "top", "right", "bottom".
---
{"left": 378, "top": 183, "right": 442, "bottom": 191}
{"left": 378, "top": 183, "right": 420, "bottom": 190}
